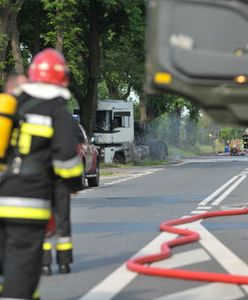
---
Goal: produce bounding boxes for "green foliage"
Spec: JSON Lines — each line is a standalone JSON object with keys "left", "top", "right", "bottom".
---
{"left": 98, "top": 81, "right": 110, "bottom": 100}
{"left": 0, "top": 0, "right": 9, "bottom": 7}
{"left": 219, "top": 127, "right": 245, "bottom": 143}
{"left": 41, "top": 0, "right": 78, "bottom": 46}
{"left": 2, "top": 0, "right": 240, "bottom": 153}
{"left": 99, "top": 1, "right": 146, "bottom": 99}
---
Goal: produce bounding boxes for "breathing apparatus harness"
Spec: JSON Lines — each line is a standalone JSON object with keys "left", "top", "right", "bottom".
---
{"left": 0, "top": 94, "right": 49, "bottom": 180}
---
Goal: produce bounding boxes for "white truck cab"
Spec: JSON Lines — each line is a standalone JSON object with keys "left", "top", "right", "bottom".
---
{"left": 93, "top": 100, "right": 134, "bottom": 163}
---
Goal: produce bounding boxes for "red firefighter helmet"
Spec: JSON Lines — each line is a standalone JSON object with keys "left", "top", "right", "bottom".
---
{"left": 28, "top": 48, "right": 69, "bottom": 86}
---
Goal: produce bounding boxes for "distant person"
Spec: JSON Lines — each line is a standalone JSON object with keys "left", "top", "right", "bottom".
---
{"left": 4, "top": 72, "right": 28, "bottom": 94}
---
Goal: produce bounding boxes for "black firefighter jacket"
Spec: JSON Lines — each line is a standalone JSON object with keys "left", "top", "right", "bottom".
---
{"left": 0, "top": 83, "right": 83, "bottom": 224}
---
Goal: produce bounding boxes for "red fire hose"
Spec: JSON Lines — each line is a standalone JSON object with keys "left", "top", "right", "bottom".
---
{"left": 127, "top": 208, "right": 248, "bottom": 284}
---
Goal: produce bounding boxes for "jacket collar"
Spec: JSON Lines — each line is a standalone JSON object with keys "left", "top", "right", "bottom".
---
{"left": 18, "top": 83, "right": 71, "bottom": 100}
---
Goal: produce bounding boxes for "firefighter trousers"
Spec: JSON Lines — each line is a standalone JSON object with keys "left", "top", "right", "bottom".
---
{"left": 43, "top": 178, "right": 73, "bottom": 269}
{"left": 0, "top": 221, "right": 46, "bottom": 299}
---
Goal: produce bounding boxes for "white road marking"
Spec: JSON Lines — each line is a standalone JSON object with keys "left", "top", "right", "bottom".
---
{"left": 211, "top": 175, "right": 246, "bottom": 206}
{"left": 78, "top": 264, "right": 136, "bottom": 300}
{"left": 154, "top": 220, "right": 248, "bottom": 300}
{"left": 187, "top": 221, "right": 248, "bottom": 294}
{"left": 78, "top": 166, "right": 248, "bottom": 300}
{"left": 79, "top": 243, "right": 210, "bottom": 300}
{"left": 173, "top": 157, "right": 248, "bottom": 166}
{"left": 78, "top": 231, "right": 177, "bottom": 300}
{"left": 197, "top": 206, "right": 212, "bottom": 210}
{"left": 73, "top": 169, "right": 162, "bottom": 198}
{"left": 102, "top": 169, "right": 161, "bottom": 187}
{"left": 76, "top": 189, "right": 90, "bottom": 194}
{"left": 153, "top": 283, "right": 244, "bottom": 300}
{"left": 191, "top": 210, "right": 208, "bottom": 214}
{"left": 152, "top": 248, "right": 210, "bottom": 269}
{"left": 199, "top": 175, "right": 238, "bottom": 205}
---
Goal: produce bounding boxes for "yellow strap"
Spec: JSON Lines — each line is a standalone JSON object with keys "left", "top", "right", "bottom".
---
{"left": 0, "top": 207, "right": 51, "bottom": 220}
{"left": 0, "top": 283, "right": 2, "bottom": 293}
{"left": 53, "top": 163, "right": 83, "bottom": 179}
{"left": 21, "top": 123, "right": 54, "bottom": 138}
{"left": 0, "top": 163, "right": 6, "bottom": 171}
{"left": 18, "top": 133, "right": 32, "bottom": 154}
{"left": 32, "top": 289, "right": 40, "bottom": 300}
{"left": 10, "top": 128, "right": 19, "bottom": 146}
{"left": 43, "top": 242, "right": 52, "bottom": 251}
{"left": 56, "top": 242, "right": 73, "bottom": 251}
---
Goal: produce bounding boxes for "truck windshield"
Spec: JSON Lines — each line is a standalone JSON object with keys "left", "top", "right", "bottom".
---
{"left": 94, "top": 110, "right": 112, "bottom": 132}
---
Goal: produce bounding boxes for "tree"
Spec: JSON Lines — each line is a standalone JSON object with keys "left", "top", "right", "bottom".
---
{"left": 220, "top": 127, "right": 245, "bottom": 143}
{"left": 2, "top": 0, "right": 196, "bottom": 142}
{"left": 100, "top": 0, "right": 146, "bottom": 121}
{"left": 64, "top": 0, "right": 127, "bottom": 135}
{"left": 19, "top": 0, "right": 47, "bottom": 56}
{"left": 0, "top": 0, "right": 25, "bottom": 87}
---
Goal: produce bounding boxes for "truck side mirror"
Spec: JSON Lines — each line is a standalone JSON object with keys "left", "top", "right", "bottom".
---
{"left": 145, "top": 0, "right": 248, "bottom": 126}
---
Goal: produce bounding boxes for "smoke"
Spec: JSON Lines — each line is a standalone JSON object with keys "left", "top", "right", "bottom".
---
{"left": 147, "top": 112, "right": 209, "bottom": 159}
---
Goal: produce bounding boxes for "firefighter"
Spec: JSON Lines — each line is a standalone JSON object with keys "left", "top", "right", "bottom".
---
{"left": 42, "top": 179, "right": 73, "bottom": 275}
{"left": 42, "top": 119, "right": 84, "bottom": 276}
{"left": 0, "top": 48, "right": 83, "bottom": 300}
{"left": 4, "top": 72, "right": 77, "bottom": 276}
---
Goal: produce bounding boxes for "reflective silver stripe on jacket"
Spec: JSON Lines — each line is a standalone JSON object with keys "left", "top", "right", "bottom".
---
{"left": 57, "top": 236, "right": 72, "bottom": 244}
{"left": 52, "top": 155, "right": 81, "bottom": 169}
{"left": 25, "top": 114, "right": 52, "bottom": 126}
{"left": 0, "top": 197, "right": 50, "bottom": 209}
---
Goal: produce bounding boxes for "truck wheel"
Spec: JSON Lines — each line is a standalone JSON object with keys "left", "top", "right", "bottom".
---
{"left": 113, "top": 152, "right": 126, "bottom": 164}
{"left": 88, "top": 161, "right": 100, "bottom": 187}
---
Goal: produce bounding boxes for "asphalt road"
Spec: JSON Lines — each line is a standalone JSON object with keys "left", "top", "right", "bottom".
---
{"left": 40, "top": 156, "right": 248, "bottom": 300}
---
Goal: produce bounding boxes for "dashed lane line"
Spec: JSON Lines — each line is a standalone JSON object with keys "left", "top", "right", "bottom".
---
{"left": 73, "top": 169, "right": 162, "bottom": 196}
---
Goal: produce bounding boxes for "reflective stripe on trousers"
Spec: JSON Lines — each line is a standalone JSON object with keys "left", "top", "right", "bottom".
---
{"left": 56, "top": 236, "right": 73, "bottom": 251}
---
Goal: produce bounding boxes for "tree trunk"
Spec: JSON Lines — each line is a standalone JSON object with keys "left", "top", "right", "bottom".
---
{"left": 80, "top": 5, "right": 100, "bottom": 136}
{"left": 139, "top": 91, "right": 148, "bottom": 124}
{"left": 56, "top": 29, "right": 64, "bottom": 53}
{"left": 106, "top": 79, "right": 119, "bottom": 99}
{"left": 70, "top": 72, "right": 85, "bottom": 115}
{"left": 10, "top": 0, "right": 25, "bottom": 74}
{"left": 0, "top": 1, "right": 12, "bottom": 85}
{"left": 55, "top": 0, "right": 65, "bottom": 54}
